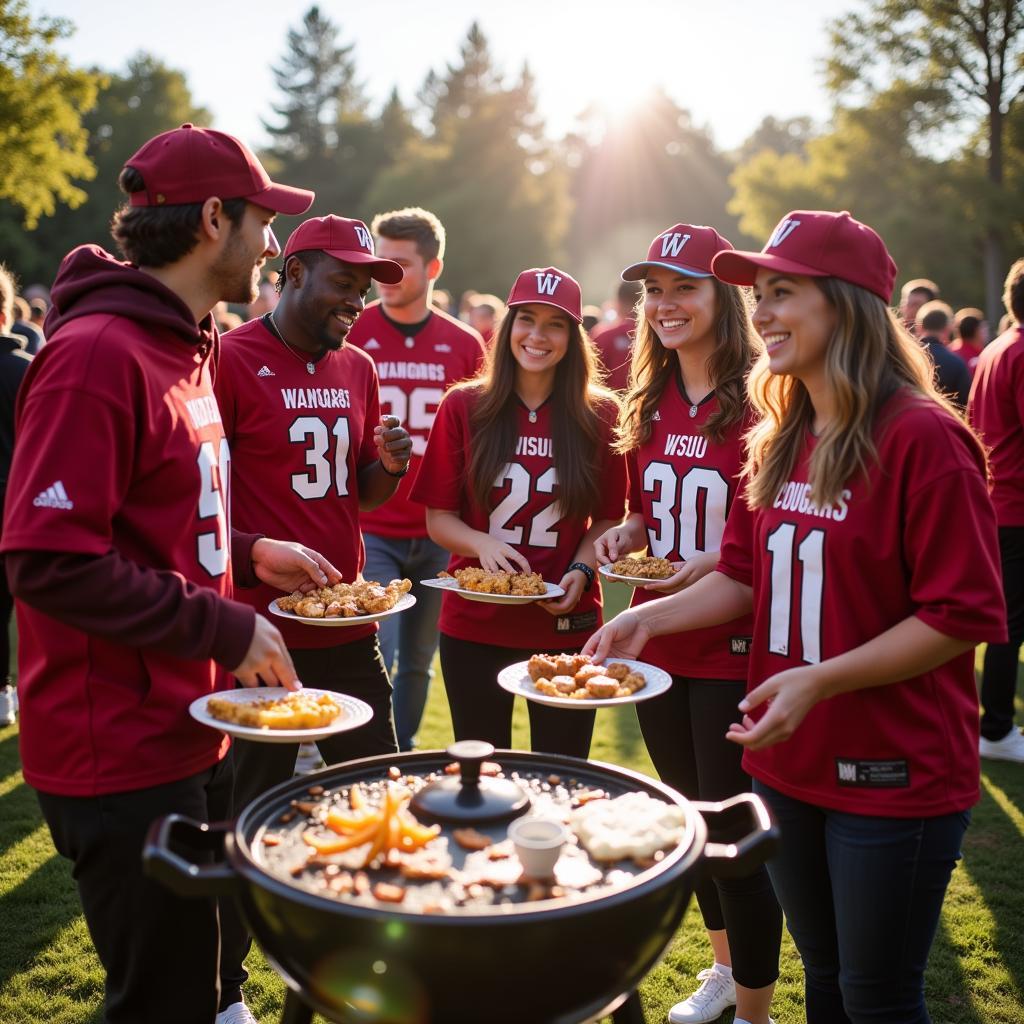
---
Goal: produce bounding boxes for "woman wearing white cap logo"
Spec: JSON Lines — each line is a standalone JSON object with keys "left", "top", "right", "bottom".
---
{"left": 586, "top": 210, "right": 1005, "bottom": 1024}
{"left": 593, "top": 224, "right": 781, "bottom": 1024}
{"left": 411, "top": 266, "right": 626, "bottom": 755}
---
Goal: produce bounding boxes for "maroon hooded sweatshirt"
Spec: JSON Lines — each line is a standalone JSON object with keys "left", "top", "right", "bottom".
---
{"left": 2, "top": 245, "right": 260, "bottom": 796}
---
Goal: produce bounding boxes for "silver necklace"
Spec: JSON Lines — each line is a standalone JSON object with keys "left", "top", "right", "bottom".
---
{"left": 268, "top": 312, "right": 317, "bottom": 375}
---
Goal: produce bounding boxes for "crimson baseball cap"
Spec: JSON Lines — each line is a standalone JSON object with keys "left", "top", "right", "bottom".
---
{"left": 125, "top": 124, "right": 314, "bottom": 215}
{"left": 506, "top": 267, "right": 583, "bottom": 323}
{"left": 622, "top": 224, "right": 733, "bottom": 280}
{"left": 711, "top": 210, "right": 897, "bottom": 303}
{"left": 283, "top": 216, "right": 404, "bottom": 284}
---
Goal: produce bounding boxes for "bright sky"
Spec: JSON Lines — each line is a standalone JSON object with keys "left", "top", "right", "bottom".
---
{"left": 33, "top": 0, "right": 857, "bottom": 151}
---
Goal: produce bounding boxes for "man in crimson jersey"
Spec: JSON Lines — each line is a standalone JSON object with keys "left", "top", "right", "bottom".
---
{"left": 0, "top": 124, "right": 339, "bottom": 1024}
{"left": 215, "top": 214, "right": 412, "bottom": 1018}
{"left": 348, "top": 207, "right": 485, "bottom": 750}
{"left": 590, "top": 279, "right": 640, "bottom": 391}
{"left": 969, "top": 259, "right": 1024, "bottom": 763}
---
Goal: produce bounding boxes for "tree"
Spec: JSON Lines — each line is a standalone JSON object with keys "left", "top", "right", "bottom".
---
{"left": 0, "top": 52, "right": 209, "bottom": 286}
{"left": 366, "top": 23, "right": 570, "bottom": 299}
{"left": 735, "top": 116, "right": 816, "bottom": 164}
{"left": 0, "top": 0, "right": 103, "bottom": 226}
{"left": 826, "top": 0, "right": 1024, "bottom": 319}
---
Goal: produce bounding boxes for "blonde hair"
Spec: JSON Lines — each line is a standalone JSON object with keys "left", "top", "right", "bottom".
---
{"left": 744, "top": 278, "right": 974, "bottom": 509}
{"left": 615, "top": 278, "right": 761, "bottom": 452}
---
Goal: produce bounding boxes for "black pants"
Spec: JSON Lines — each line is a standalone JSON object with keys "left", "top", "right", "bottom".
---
{"left": 36, "top": 759, "right": 234, "bottom": 1024}
{"left": 219, "top": 635, "right": 397, "bottom": 1007}
{"left": 636, "top": 675, "right": 782, "bottom": 989}
{"left": 980, "top": 525, "right": 1024, "bottom": 740}
{"left": 439, "top": 634, "right": 596, "bottom": 758}
{"left": 1, "top": 553, "right": 13, "bottom": 681}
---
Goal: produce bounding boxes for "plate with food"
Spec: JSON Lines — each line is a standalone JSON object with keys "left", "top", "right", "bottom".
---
{"left": 497, "top": 654, "right": 672, "bottom": 709}
{"left": 189, "top": 687, "right": 374, "bottom": 743}
{"left": 269, "top": 579, "right": 416, "bottom": 625}
{"left": 598, "top": 557, "right": 676, "bottom": 586}
{"left": 420, "top": 569, "right": 565, "bottom": 605}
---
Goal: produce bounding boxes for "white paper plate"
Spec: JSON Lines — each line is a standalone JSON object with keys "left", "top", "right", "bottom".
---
{"left": 496, "top": 658, "right": 672, "bottom": 709}
{"left": 598, "top": 563, "right": 674, "bottom": 586}
{"left": 189, "top": 687, "right": 374, "bottom": 743}
{"left": 267, "top": 592, "right": 416, "bottom": 626}
{"left": 419, "top": 577, "right": 565, "bottom": 605}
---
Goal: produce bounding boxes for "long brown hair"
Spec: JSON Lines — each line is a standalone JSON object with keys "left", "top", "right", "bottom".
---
{"left": 616, "top": 278, "right": 762, "bottom": 453}
{"left": 744, "top": 277, "right": 981, "bottom": 509}
{"left": 457, "top": 307, "right": 619, "bottom": 524}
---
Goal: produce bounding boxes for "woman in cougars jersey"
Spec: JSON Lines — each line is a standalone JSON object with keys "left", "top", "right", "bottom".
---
{"left": 593, "top": 225, "right": 781, "bottom": 1024}
{"left": 411, "top": 267, "right": 626, "bottom": 757}
{"left": 586, "top": 210, "right": 1006, "bottom": 1024}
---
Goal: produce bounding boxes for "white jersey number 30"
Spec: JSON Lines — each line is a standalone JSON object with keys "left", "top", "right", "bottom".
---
{"left": 643, "top": 462, "right": 730, "bottom": 560}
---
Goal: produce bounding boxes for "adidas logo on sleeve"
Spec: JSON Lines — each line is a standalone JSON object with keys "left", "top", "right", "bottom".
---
{"left": 257, "top": 365, "right": 275, "bottom": 377}
{"left": 33, "top": 481, "right": 74, "bottom": 510}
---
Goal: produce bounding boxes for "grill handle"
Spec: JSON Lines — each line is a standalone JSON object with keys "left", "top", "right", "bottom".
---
{"left": 143, "top": 814, "right": 239, "bottom": 897}
{"left": 690, "top": 792, "right": 779, "bottom": 878}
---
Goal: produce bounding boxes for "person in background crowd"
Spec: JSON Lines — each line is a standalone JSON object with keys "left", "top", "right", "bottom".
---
{"left": 245, "top": 275, "right": 278, "bottom": 319}
{"left": 0, "top": 264, "right": 32, "bottom": 727}
{"left": 468, "top": 292, "right": 503, "bottom": 345}
{"left": 951, "top": 307, "right": 988, "bottom": 376}
{"left": 28, "top": 297, "right": 47, "bottom": 330}
{"left": 582, "top": 303, "right": 603, "bottom": 334}
{"left": 432, "top": 287, "right": 452, "bottom": 313}
{"left": 969, "top": 259, "right": 1024, "bottom": 763}
{"left": 899, "top": 277, "right": 940, "bottom": 334}
{"left": 1, "top": 122, "right": 335, "bottom": 1024}
{"left": 212, "top": 302, "right": 243, "bottom": 333}
{"left": 348, "top": 207, "right": 485, "bottom": 750}
{"left": 215, "top": 214, "right": 412, "bottom": 1022}
{"left": 412, "top": 267, "right": 626, "bottom": 758}
{"left": 10, "top": 296, "right": 44, "bottom": 355}
{"left": 595, "top": 224, "right": 781, "bottom": 1024}
{"left": 915, "top": 300, "right": 971, "bottom": 408}
{"left": 591, "top": 279, "right": 641, "bottom": 390}
{"left": 998, "top": 311, "right": 1017, "bottom": 335}
{"left": 587, "top": 210, "right": 1005, "bottom": 1024}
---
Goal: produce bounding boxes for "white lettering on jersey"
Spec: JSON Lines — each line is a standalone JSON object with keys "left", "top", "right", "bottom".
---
{"left": 280, "top": 387, "right": 352, "bottom": 410}
{"left": 660, "top": 232, "right": 692, "bottom": 258}
{"left": 353, "top": 224, "right": 373, "bottom": 250}
{"left": 772, "top": 482, "right": 850, "bottom": 521}
{"left": 663, "top": 433, "right": 708, "bottom": 459}
{"left": 535, "top": 272, "right": 562, "bottom": 296}
{"left": 376, "top": 361, "right": 446, "bottom": 382}
{"left": 185, "top": 395, "right": 222, "bottom": 429}
{"left": 514, "top": 436, "right": 554, "bottom": 458}
{"left": 768, "top": 218, "right": 801, "bottom": 249}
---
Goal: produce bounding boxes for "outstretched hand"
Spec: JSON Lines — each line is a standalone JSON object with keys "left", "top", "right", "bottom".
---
{"left": 726, "top": 665, "right": 826, "bottom": 750}
{"left": 252, "top": 538, "right": 342, "bottom": 594}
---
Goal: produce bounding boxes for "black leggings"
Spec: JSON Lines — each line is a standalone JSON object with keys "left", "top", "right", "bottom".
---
{"left": 439, "top": 634, "right": 595, "bottom": 758}
{"left": 636, "top": 675, "right": 782, "bottom": 989}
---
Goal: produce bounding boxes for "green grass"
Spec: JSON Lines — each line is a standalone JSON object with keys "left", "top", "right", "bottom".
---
{"left": 1, "top": 587, "right": 1022, "bottom": 1023}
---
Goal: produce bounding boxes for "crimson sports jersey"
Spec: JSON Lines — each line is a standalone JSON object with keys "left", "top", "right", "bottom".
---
{"left": 349, "top": 301, "right": 485, "bottom": 537}
{"left": 216, "top": 319, "right": 382, "bottom": 648}
{"left": 627, "top": 381, "right": 753, "bottom": 679}
{"left": 410, "top": 387, "right": 627, "bottom": 648}
{"left": 591, "top": 317, "right": 635, "bottom": 392}
{"left": 950, "top": 339, "right": 983, "bottom": 377}
{"left": 968, "top": 326, "right": 1024, "bottom": 526}
{"left": 2, "top": 250, "right": 240, "bottom": 796}
{"left": 717, "top": 392, "right": 1006, "bottom": 816}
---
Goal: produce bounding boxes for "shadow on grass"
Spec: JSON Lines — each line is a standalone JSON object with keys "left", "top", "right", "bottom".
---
{"left": 0, "top": 851, "right": 84, "bottom": 990}
{"left": 927, "top": 914, "right": 990, "bottom": 1024}
{"left": 0, "top": 727, "right": 21, "bottom": 766}
{"left": 0, "top": 775, "right": 38, "bottom": 860}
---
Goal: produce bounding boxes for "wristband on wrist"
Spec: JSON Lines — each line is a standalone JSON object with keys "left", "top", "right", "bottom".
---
{"left": 381, "top": 459, "right": 410, "bottom": 478}
{"left": 567, "top": 561, "right": 595, "bottom": 591}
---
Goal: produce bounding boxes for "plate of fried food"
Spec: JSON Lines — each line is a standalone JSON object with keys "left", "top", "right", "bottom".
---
{"left": 270, "top": 578, "right": 416, "bottom": 625}
{"left": 190, "top": 687, "right": 374, "bottom": 743}
{"left": 419, "top": 568, "right": 565, "bottom": 605}
{"left": 598, "top": 557, "right": 675, "bottom": 586}
{"left": 497, "top": 653, "right": 672, "bottom": 709}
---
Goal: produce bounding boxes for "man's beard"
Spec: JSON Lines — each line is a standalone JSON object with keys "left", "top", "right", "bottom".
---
{"left": 211, "top": 230, "right": 261, "bottom": 305}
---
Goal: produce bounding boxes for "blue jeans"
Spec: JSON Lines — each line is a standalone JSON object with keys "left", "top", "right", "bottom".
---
{"left": 362, "top": 532, "right": 449, "bottom": 750}
{"left": 754, "top": 781, "right": 969, "bottom": 1024}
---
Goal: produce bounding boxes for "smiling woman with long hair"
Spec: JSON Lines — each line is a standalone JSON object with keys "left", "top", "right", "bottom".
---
{"left": 411, "top": 267, "right": 626, "bottom": 756}
{"left": 585, "top": 211, "right": 1006, "bottom": 1024}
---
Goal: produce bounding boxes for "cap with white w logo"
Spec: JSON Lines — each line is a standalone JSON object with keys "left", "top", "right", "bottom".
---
{"left": 32, "top": 481, "right": 74, "bottom": 511}
{"left": 621, "top": 223, "right": 734, "bottom": 281}
{"left": 506, "top": 266, "right": 582, "bottom": 323}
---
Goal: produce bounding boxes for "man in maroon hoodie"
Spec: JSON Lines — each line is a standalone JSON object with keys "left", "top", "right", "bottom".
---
{"left": 0, "top": 125, "right": 335, "bottom": 1024}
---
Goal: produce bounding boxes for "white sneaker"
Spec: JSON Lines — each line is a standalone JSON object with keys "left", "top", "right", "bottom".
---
{"left": 0, "top": 685, "right": 16, "bottom": 726}
{"left": 216, "top": 999, "right": 258, "bottom": 1024}
{"left": 980, "top": 729, "right": 1024, "bottom": 763}
{"left": 667, "top": 965, "right": 737, "bottom": 1023}
{"left": 294, "top": 742, "right": 324, "bottom": 774}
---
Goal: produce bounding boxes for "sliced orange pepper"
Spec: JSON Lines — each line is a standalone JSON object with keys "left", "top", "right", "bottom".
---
{"left": 302, "top": 819, "right": 380, "bottom": 855}
{"left": 325, "top": 808, "right": 372, "bottom": 834}
{"left": 349, "top": 785, "right": 366, "bottom": 811}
